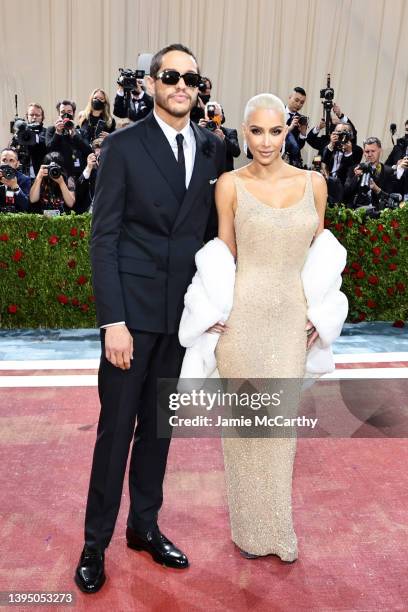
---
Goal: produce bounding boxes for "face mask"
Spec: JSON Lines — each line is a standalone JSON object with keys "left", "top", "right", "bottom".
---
{"left": 92, "top": 99, "right": 105, "bottom": 111}
{"left": 199, "top": 94, "right": 211, "bottom": 104}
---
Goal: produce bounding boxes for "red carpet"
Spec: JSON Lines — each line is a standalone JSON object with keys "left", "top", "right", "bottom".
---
{"left": 1, "top": 385, "right": 407, "bottom": 611}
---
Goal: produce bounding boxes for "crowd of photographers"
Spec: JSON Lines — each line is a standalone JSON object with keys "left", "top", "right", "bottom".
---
{"left": 1, "top": 69, "right": 407, "bottom": 218}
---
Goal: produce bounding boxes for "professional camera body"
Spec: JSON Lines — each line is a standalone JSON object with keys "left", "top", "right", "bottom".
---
{"left": 117, "top": 68, "right": 145, "bottom": 92}
{"left": 0, "top": 165, "right": 17, "bottom": 180}
{"left": 334, "top": 130, "right": 352, "bottom": 151}
{"left": 297, "top": 115, "right": 309, "bottom": 127}
{"left": 44, "top": 162, "right": 62, "bottom": 180}
{"left": 205, "top": 104, "right": 222, "bottom": 132}
{"left": 320, "top": 74, "right": 335, "bottom": 135}
{"left": 61, "top": 113, "right": 75, "bottom": 134}
{"left": 12, "top": 118, "right": 42, "bottom": 146}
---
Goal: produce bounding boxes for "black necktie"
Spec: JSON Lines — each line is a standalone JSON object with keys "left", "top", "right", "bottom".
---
{"left": 176, "top": 133, "right": 186, "bottom": 188}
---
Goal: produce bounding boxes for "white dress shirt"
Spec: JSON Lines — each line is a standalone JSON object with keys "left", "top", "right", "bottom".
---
{"left": 102, "top": 110, "right": 197, "bottom": 329}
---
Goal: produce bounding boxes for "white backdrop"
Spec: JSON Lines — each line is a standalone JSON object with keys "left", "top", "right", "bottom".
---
{"left": 1, "top": 0, "right": 407, "bottom": 163}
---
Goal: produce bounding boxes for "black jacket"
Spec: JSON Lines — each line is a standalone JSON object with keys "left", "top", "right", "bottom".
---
{"left": 10, "top": 126, "right": 47, "bottom": 175}
{"left": 78, "top": 116, "right": 116, "bottom": 144}
{"left": 0, "top": 171, "right": 30, "bottom": 213}
{"left": 74, "top": 170, "right": 97, "bottom": 214}
{"left": 91, "top": 113, "right": 225, "bottom": 333}
{"left": 344, "top": 163, "right": 401, "bottom": 207}
{"left": 220, "top": 126, "right": 240, "bottom": 171}
{"left": 45, "top": 127, "right": 92, "bottom": 177}
{"left": 385, "top": 137, "right": 408, "bottom": 166}
{"left": 322, "top": 144, "right": 363, "bottom": 184}
{"left": 113, "top": 92, "right": 154, "bottom": 122}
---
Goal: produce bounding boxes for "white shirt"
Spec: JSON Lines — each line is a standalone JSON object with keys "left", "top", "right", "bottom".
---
{"left": 153, "top": 110, "right": 196, "bottom": 188}
{"left": 102, "top": 110, "right": 197, "bottom": 329}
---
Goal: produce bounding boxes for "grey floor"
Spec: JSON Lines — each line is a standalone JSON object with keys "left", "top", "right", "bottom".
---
{"left": 0, "top": 323, "right": 406, "bottom": 361}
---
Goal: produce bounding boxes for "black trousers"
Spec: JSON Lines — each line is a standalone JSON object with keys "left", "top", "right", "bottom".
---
{"left": 84, "top": 329, "right": 185, "bottom": 550}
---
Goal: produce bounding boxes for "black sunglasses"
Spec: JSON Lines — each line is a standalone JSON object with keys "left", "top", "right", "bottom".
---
{"left": 156, "top": 70, "right": 201, "bottom": 88}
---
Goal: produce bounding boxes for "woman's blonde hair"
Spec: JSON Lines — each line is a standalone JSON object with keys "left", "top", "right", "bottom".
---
{"left": 78, "top": 89, "right": 113, "bottom": 128}
{"left": 244, "top": 93, "right": 285, "bottom": 124}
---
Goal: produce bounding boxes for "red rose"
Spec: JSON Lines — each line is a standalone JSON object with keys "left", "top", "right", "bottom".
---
{"left": 377, "top": 224, "right": 384, "bottom": 232}
{"left": 7, "top": 304, "right": 18, "bottom": 314}
{"left": 372, "top": 257, "right": 380, "bottom": 264}
{"left": 70, "top": 228, "right": 78, "bottom": 236}
{"left": 389, "top": 247, "right": 398, "bottom": 256}
{"left": 88, "top": 295, "right": 95, "bottom": 303}
{"left": 383, "top": 254, "right": 389, "bottom": 261}
{"left": 12, "top": 249, "right": 23, "bottom": 262}
{"left": 394, "top": 230, "right": 401, "bottom": 239}
{"left": 324, "top": 219, "right": 331, "bottom": 228}
{"left": 372, "top": 247, "right": 381, "bottom": 256}
{"left": 71, "top": 297, "right": 79, "bottom": 306}
{"left": 391, "top": 220, "right": 399, "bottom": 229}
{"left": 81, "top": 303, "right": 89, "bottom": 312}
{"left": 343, "top": 266, "right": 350, "bottom": 274}
{"left": 347, "top": 220, "right": 353, "bottom": 228}
{"left": 17, "top": 268, "right": 26, "bottom": 279}
{"left": 335, "top": 223, "right": 344, "bottom": 231}
{"left": 0, "top": 234, "right": 9, "bottom": 241}
{"left": 370, "top": 235, "right": 378, "bottom": 242}
{"left": 67, "top": 259, "right": 76, "bottom": 269}
{"left": 388, "top": 263, "right": 397, "bottom": 271}
{"left": 387, "top": 287, "right": 395, "bottom": 296}
{"left": 359, "top": 225, "right": 370, "bottom": 235}
{"left": 358, "top": 312, "right": 366, "bottom": 321}
{"left": 79, "top": 230, "right": 86, "bottom": 239}
{"left": 27, "top": 231, "right": 38, "bottom": 240}
{"left": 396, "top": 282, "right": 405, "bottom": 293}
{"left": 368, "top": 275, "right": 379, "bottom": 285}
{"left": 57, "top": 294, "right": 69, "bottom": 305}
{"left": 358, "top": 249, "right": 365, "bottom": 257}
{"left": 382, "top": 234, "right": 391, "bottom": 244}
{"left": 49, "top": 235, "right": 59, "bottom": 245}
{"left": 393, "top": 320, "right": 405, "bottom": 328}
{"left": 77, "top": 275, "right": 88, "bottom": 286}
{"left": 356, "top": 270, "right": 365, "bottom": 279}
{"left": 367, "top": 299, "right": 376, "bottom": 308}
{"left": 354, "top": 287, "right": 363, "bottom": 297}
{"left": 351, "top": 262, "right": 361, "bottom": 271}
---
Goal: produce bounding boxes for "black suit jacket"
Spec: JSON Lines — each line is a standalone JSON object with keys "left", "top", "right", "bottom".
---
{"left": 322, "top": 144, "right": 363, "bottom": 184}
{"left": 45, "top": 127, "right": 92, "bottom": 177}
{"left": 10, "top": 126, "right": 47, "bottom": 175}
{"left": 91, "top": 113, "right": 225, "bottom": 333}
{"left": 221, "top": 126, "right": 241, "bottom": 171}
{"left": 344, "top": 163, "right": 400, "bottom": 207}
{"left": 385, "top": 137, "right": 408, "bottom": 166}
{"left": 113, "top": 92, "right": 154, "bottom": 122}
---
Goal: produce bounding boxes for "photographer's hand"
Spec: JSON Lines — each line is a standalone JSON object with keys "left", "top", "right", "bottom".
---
{"left": 55, "top": 118, "right": 64, "bottom": 135}
{"left": 369, "top": 179, "right": 381, "bottom": 194}
{"left": 197, "top": 97, "right": 206, "bottom": 110}
{"left": 105, "top": 324, "right": 134, "bottom": 370}
{"left": 99, "top": 131, "right": 110, "bottom": 139}
{"left": 86, "top": 153, "right": 98, "bottom": 172}
{"left": 354, "top": 166, "right": 363, "bottom": 177}
{"left": 288, "top": 116, "right": 300, "bottom": 132}
{"left": 214, "top": 127, "right": 225, "bottom": 140}
{"left": 198, "top": 118, "right": 207, "bottom": 128}
{"left": 0, "top": 174, "right": 18, "bottom": 190}
{"left": 397, "top": 157, "right": 408, "bottom": 169}
{"left": 328, "top": 132, "right": 338, "bottom": 151}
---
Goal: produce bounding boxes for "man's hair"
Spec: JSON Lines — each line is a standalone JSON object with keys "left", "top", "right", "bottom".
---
{"left": 363, "top": 136, "right": 382, "bottom": 148}
{"left": 27, "top": 102, "right": 45, "bottom": 122}
{"left": 56, "top": 99, "right": 76, "bottom": 114}
{"left": 293, "top": 86, "right": 306, "bottom": 97}
{"left": 203, "top": 76, "right": 212, "bottom": 89}
{"left": 150, "top": 43, "right": 198, "bottom": 78}
{"left": 91, "top": 137, "right": 104, "bottom": 149}
{"left": 1, "top": 147, "right": 18, "bottom": 159}
{"left": 405, "top": 119, "right": 408, "bottom": 125}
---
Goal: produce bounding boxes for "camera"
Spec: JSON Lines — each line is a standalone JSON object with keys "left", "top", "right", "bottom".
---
{"left": 205, "top": 104, "right": 221, "bottom": 132}
{"left": 358, "top": 162, "right": 375, "bottom": 193}
{"left": 298, "top": 115, "right": 309, "bottom": 127}
{"left": 45, "top": 162, "right": 62, "bottom": 180}
{"left": 0, "top": 165, "right": 17, "bottom": 180}
{"left": 378, "top": 192, "right": 402, "bottom": 210}
{"left": 61, "top": 113, "right": 75, "bottom": 133}
{"left": 13, "top": 119, "right": 42, "bottom": 146}
{"left": 334, "top": 130, "right": 352, "bottom": 151}
{"left": 117, "top": 68, "right": 145, "bottom": 92}
{"left": 320, "top": 74, "right": 335, "bottom": 135}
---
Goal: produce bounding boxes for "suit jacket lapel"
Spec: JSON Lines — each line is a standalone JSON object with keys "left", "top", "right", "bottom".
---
{"left": 139, "top": 113, "right": 186, "bottom": 203}
{"left": 172, "top": 123, "right": 212, "bottom": 232}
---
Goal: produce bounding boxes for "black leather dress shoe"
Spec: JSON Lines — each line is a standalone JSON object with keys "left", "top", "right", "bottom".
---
{"left": 74, "top": 546, "right": 106, "bottom": 593}
{"left": 126, "top": 526, "right": 189, "bottom": 569}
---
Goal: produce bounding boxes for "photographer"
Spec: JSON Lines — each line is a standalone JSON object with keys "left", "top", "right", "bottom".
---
{"left": 198, "top": 102, "right": 239, "bottom": 170}
{"left": 284, "top": 87, "right": 308, "bottom": 166}
{"left": 191, "top": 76, "right": 212, "bottom": 124}
{"left": 77, "top": 89, "right": 116, "bottom": 144}
{"left": 10, "top": 103, "right": 47, "bottom": 178}
{"left": 29, "top": 152, "right": 75, "bottom": 215}
{"left": 74, "top": 138, "right": 102, "bottom": 214}
{"left": 344, "top": 137, "right": 402, "bottom": 209}
{"left": 46, "top": 100, "right": 92, "bottom": 178}
{"left": 113, "top": 73, "right": 153, "bottom": 122}
{"left": 385, "top": 119, "right": 408, "bottom": 167}
{"left": 321, "top": 123, "right": 363, "bottom": 184}
{"left": 0, "top": 148, "right": 30, "bottom": 213}
{"left": 307, "top": 104, "right": 358, "bottom": 155}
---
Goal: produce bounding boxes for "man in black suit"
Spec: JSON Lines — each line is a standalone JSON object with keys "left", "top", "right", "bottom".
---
{"left": 321, "top": 123, "right": 363, "bottom": 185}
{"left": 284, "top": 86, "right": 307, "bottom": 166}
{"left": 75, "top": 43, "right": 225, "bottom": 594}
{"left": 344, "top": 136, "right": 403, "bottom": 208}
{"left": 198, "top": 102, "right": 241, "bottom": 170}
{"left": 10, "top": 103, "right": 47, "bottom": 179}
{"left": 113, "top": 79, "right": 154, "bottom": 122}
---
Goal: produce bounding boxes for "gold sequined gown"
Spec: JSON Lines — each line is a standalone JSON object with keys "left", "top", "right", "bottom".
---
{"left": 216, "top": 171, "right": 319, "bottom": 560}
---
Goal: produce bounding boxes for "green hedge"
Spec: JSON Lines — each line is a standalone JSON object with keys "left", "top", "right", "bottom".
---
{"left": 0, "top": 207, "right": 407, "bottom": 329}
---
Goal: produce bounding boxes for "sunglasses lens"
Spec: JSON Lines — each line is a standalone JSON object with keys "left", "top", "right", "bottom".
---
{"left": 161, "top": 70, "right": 180, "bottom": 85}
{"left": 183, "top": 73, "right": 200, "bottom": 88}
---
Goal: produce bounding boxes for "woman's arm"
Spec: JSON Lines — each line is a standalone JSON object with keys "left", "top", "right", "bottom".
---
{"left": 311, "top": 170, "right": 327, "bottom": 238}
{"left": 215, "top": 172, "right": 237, "bottom": 258}
{"left": 29, "top": 166, "right": 46, "bottom": 203}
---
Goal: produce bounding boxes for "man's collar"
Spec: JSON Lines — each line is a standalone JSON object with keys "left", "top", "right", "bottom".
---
{"left": 153, "top": 110, "right": 193, "bottom": 144}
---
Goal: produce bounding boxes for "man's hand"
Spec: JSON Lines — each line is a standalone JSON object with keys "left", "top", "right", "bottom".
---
{"left": 298, "top": 123, "right": 307, "bottom": 136}
{"left": 288, "top": 115, "right": 300, "bottom": 132}
{"left": 55, "top": 118, "right": 65, "bottom": 135}
{"left": 105, "top": 324, "right": 134, "bottom": 370}
{"left": 198, "top": 118, "right": 207, "bottom": 128}
{"left": 213, "top": 127, "right": 225, "bottom": 140}
{"left": 0, "top": 172, "right": 18, "bottom": 190}
{"left": 86, "top": 153, "right": 98, "bottom": 172}
{"left": 333, "top": 103, "right": 342, "bottom": 118}
{"left": 397, "top": 157, "right": 408, "bottom": 169}
{"left": 354, "top": 165, "right": 363, "bottom": 177}
{"left": 197, "top": 96, "right": 206, "bottom": 110}
{"left": 328, "top": 132, "right": 338, "bottom": 151}
{"left": 318, "top": 118, "right": 326, "bottom": 131}
{"left": 369, "top": 179, "right": 381, "bottom": 194}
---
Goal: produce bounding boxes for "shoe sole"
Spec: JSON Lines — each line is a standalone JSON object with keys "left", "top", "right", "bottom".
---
{"left": 126, "top": 541, "right": 189, "bottom": 569}
{"left": 74, "top": 572, "right": 106, "bottom": 594}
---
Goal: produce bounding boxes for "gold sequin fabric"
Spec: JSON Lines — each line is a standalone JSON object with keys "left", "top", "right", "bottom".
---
{"left": 216, "top": 171, "right": 319, "bottom": 560}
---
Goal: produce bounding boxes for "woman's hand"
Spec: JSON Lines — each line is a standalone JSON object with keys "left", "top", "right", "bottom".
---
{"left": 206, "top": 321, "right": 227, "bottom": 334}
{"left": 305, "top": 320, "right": 319, "bottom": 350}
